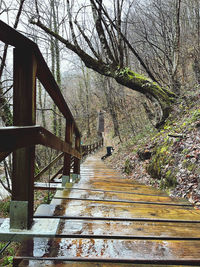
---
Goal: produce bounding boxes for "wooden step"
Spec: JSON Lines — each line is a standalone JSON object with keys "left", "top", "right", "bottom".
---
{"left": 14, "top": 155, "right": 200, "bottom": 266}
{"left": 54, "top": 188, "right": 192, "bottom": 206}
{"left": 37, "top": 199, "right": 200, "bottom": 221}
{"left": 34, "top": 182, "right": 63, "bottom": 190}
{"left": 14, "top": 237, "right": 200, "bottom": 264}
{"left": 19, "top": 261, "right": 197, "bottom": 267}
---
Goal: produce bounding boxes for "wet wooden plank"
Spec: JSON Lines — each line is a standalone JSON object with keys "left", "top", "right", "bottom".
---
{"left": 16, "top": 156, "right": 200, "bottom": 264}
{"left": 15, "top": 237, "right": 200, "bottom": 263}
{"left": 18, "top": 260, "right": 198, "bottom": 267}
{"left": 34, "top": 182, "right": 63, "bottom": 190}
{"left": 25, "top": 206, "right": 200, "bottom": 239}
{"left": 54, "top": 189, "right": 191, "bottom": 206}
{"left": 66, "top": 183, "right": 168, "bottom": 196}
{"left": 57, "top": 219, "right": 200, "bottom": 239}
{"left": 48, "top": 199, "right": 200, "bottom": 220}
{"left": 78, "top": 178, "right": 142, "bottom": 186}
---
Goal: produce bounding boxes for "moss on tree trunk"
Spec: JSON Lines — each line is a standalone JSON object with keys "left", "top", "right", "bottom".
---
{"left": 113, "top": 68, "right": 176, "bottom": 126}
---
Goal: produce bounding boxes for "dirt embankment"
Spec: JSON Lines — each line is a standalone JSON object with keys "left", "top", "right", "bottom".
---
{"left": 104, "top": 95, "right": 200, "bottom": 206}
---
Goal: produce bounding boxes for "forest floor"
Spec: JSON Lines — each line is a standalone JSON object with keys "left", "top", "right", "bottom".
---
{"left": 99, "top": 90, "right": 200, "bottom": 208}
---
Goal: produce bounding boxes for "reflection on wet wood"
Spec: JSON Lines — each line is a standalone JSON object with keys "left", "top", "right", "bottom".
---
{"left": 49, "top": 199, "right": 200, "bottom": 220}
{"left": 19, "top": 261, "right": 199, "bottom": 267}
{"left": 54, "top": 189, "right": 192, "bottom": 206}
{"left": 57, "top": 219, "right": 200, "bottom": 239}
{"left": 15, "top": 237, "right": 200, "bottom": 262}
{"left": 69, "top": 181, "right": 169, "bottom": 196}
{"left": 15, "top": 156, "right": 200, "bottom": 265}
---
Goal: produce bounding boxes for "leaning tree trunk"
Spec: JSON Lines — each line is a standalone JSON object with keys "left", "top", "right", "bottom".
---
{"left": 112, "top": 68, "right": 176, "bottom": 126}
{"left": 30, "top": 19, "right": 176, "bottom": 127}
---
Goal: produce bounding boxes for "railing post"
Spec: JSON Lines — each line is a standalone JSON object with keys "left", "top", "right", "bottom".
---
{"left": 89, "top": 144, "right": 92, "bottom": 154}
{"left": 11, "top": 48, "right": 37, "bottom": 230}
{"left": 73, "top": 134, "right": 81, "bottom": 182}
{"left": 81, "top": 146, "right": 85, "bottom": 157}
{"left": 62, "top": 120, "right": 73, "bottom": 186}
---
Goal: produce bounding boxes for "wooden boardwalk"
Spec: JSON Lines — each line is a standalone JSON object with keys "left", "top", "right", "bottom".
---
{"left": 15, "top": 156, "right": 200, "bottom": 266}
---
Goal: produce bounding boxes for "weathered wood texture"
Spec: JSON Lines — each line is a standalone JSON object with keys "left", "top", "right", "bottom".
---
{"left": 0, "top": 20, "right": 83, "bottom": 230}
{"left": 82, "top": 139, "right": 103, "bottom": 157}
{"left": 63, "top": 120, "right": 73, "bottom": 176}
{"left": 0, "top": 126, "right": 81, "bottom": 159}
{"left": 73, "top": 135, "right": 81, "bottom": 175}
{"left": 12, "top": 48, "right": 37, "bottom": 229}
{"left": 15, "top": 156, "right": 200, "bottom": 265}
{"left": 18, "top": 261, "right": 199, "bottom": 267}
{"left": 0, "top": 19, "right": 80, "bottom": 135}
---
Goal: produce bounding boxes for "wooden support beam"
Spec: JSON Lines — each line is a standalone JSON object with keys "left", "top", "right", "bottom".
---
{"left": 11, "top": 48, "right": 37, "bottom": 230}
{"left": 63, "top": 120, "right": 73, "bottom": 177}
{"left": 34, "top": 153, "right": 64, "bottom": 181}
{"left": 90, "top": 144, "right": 92, "bottom": 154}
{"left": 0, "top": 126, "right": 81, "bottom": 159}
{"left": 73, "top": 134, "right": 81, "bottom": 175}
{"left": 50, "top": 167, "right": 63, "bottom": 182}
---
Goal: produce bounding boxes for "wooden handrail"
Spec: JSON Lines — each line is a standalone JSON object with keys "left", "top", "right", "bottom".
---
{"left": 0, "top": 21, "right": 82, "bottom": 230}
{"left": 0, "top": 20, "right": 102, "bottom": 230}
{"left": 0, "top": 20, "right": 80, "bottom": 135}
{"left": 0, "top": 126, "right": 81, "bottom": 158}
{"left": 81, "top": 138, "right": 104, "bottom": 157}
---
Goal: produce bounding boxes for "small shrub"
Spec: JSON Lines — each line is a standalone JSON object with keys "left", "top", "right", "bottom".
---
{"left": 191, "top": 109, "right": 200, "bottom": 122}
{"left": 124, "top": 159, "right": 133, "bottom": 175}
{"left": 160, "top": 171, "right": 178, "bottom": 190}
{"left": 3, "top": 256, "right": 13, "bottom": 266}
{"left": 0, "top": 200, "right": 10, "bottom": 217}
{"left": 0, "top": 242, "right": 19, "bottom": 267}
{"left": 42, "top": 192, "right": 54, "bottom": 204}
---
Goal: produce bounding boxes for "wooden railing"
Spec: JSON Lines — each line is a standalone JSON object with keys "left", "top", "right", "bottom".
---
{"left": 0, "top": 20, "right": 84, "bottom": 230}
{"left": 82, "top": 139, "right": 104, "bottom": 157}
{"left": 0, "top": 20, "right": 104, "bottom": 230}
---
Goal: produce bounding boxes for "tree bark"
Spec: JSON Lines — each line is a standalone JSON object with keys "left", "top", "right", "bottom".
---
{"left": 0, "top": 0, "right": 26, "bottom": 127}
{"left": 30, "top": 14, "right": 176, "bottom": 126}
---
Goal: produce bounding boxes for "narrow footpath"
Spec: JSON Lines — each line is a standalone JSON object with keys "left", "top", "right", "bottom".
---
{"left": 15, "top": 156, "right": 200, "bottom": 266}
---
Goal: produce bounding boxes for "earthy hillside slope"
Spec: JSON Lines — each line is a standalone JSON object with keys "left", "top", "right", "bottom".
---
{"left": 103, "top": 89, "right": 200, "bottom": 206}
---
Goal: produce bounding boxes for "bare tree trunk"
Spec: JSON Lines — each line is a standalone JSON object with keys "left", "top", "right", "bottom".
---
{"left": 31, "top": 0, "right": 176, "bottom": 127}
{"left": 80, "top": 62, "right": 91, "bottom": 137}
{"left": 54, "top": 1, "right": 62, "bottom": 138}
{"left": 101, "top": 77, "right": 122, "bottom": 141}
{"left": 38, "top": 81, "right": 47, "bottom": 128}
{"left": 193, "top": 0, "right": 200, "bottom": 83}
{"left": 171, "top": 0, "right": 182, "bottom": 93}
{"left": 0, "top": 0, "right": 26, "bottom": 126}
{"left": 49, "top": 0, "right": 58, "bottom": 136}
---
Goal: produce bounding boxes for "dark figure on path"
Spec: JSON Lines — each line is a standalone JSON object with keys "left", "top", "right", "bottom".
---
{"left": 101, "top": 146, "right": 114, "bottom": 160}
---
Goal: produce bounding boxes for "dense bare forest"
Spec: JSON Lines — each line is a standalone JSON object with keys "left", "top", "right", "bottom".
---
{"left": 0, "top": 0, "right": 200, "bottom": 197}
{"left": 0, "top": 0, "right": 200, "bottom": 264}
